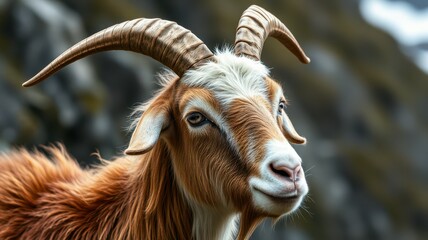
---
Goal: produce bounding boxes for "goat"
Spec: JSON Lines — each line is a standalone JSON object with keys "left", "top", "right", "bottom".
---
{"left": 0, "top": 5, "right": 310, "bottom": 240}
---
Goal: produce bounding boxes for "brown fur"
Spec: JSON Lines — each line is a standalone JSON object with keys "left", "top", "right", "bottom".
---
{"left": 0, "top": 142, "right": 193, "bottom": 240}
{"left": 0, "top": 72, "right": 305, "bottom": 240}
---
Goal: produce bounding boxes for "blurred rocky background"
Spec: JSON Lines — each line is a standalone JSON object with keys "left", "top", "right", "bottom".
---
{"left": 0, "top": 0, "right": 427, "bottom": 239}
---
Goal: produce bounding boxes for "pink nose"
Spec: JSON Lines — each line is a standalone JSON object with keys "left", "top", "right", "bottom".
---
{"left": 269, "top": 163, "right": 302, "bottom": 182}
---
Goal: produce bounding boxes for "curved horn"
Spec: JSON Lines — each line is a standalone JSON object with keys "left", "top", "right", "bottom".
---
{"left": 234, "top": 5, "right": 310, "bottom": 63}
{"left": 23, "top": 18, "right": 214, "bottom": 87}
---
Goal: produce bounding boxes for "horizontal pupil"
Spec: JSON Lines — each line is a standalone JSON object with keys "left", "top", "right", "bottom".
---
{"left": 190, "top": 115, "right": 201, "bottom": 121}
{"left": 188, "top": 113, "right": 206, "bottom": 125}
{"left": 278, "top": 102, "right": 285, "bottom": 114}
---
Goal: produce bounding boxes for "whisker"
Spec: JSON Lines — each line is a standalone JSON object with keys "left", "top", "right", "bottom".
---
{"left": 304, "top": 164, "right": 316, "bottom": 174}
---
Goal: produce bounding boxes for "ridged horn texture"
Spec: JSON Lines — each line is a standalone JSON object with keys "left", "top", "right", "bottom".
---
{"left": 23, "top": 18, "right": 214, "bottom": 87}
{"left": 234, "top": 5, "right": 310, "bottom": 63}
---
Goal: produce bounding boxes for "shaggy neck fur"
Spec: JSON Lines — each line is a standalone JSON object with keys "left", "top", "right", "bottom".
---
{"left": 190, "top": 204, "right": 237, "bottom": 240}
{"left": 0, "top": 142, "right": 242, "bottom": 239}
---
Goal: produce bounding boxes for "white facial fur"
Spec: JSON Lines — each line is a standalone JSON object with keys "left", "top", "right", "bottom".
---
{"left": 182, "top": 49, "right": 270, "bottom": 106}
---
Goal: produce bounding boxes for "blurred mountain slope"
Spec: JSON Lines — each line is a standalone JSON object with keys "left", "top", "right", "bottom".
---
{"left": 0, "top": 0, "right": 427, "bottom": 239}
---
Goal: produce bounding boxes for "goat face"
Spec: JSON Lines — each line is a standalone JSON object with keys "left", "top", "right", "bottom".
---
{"left": 23, "top": 4, "right": 311, "bottom": 221}
{"left": 126, "top": 51, "right": 308, "bottom": 218}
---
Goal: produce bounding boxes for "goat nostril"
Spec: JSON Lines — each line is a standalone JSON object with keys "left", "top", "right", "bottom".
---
{"left": 269, "top": 163, "right": 294, "bottom": 181}
{"left": 269, "top": 163, "right": 302, "bottom": 182}
{"left": 294, "top": 165, "right": 301, "bottom": 181}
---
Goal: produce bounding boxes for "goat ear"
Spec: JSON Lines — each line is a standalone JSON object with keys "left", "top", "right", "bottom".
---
{"left": 125, "top": 108, "right": 170, "bottom": 155}
{"left": 280, "top": 113, "right": 306, "bottom": 145}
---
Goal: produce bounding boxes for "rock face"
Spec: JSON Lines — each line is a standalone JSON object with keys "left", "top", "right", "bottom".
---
{"left": 0, "top": 0, "right": 427, "bottom": 239}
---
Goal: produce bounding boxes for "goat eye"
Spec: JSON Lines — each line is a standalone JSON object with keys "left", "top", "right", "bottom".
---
{"left": 186, "top": 112, "right": 208, "bottom": 127}
{"left": 278, "top": 101, "right": 286, "bottom": 115}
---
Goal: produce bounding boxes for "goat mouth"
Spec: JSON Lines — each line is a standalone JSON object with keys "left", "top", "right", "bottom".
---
{"left": 253, "top": 188, "right": 300, "bottom": 203}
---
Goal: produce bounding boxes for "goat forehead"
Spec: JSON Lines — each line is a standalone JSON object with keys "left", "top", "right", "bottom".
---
{"left": 182, "top": 50, "right": 271, "bottom": 105}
